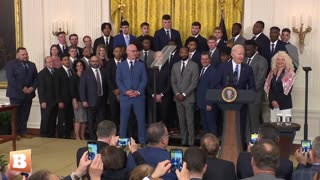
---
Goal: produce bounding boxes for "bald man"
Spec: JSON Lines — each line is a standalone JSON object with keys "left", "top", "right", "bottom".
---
{"left": 217, "top": 44, "right": 255, "bottom": 148}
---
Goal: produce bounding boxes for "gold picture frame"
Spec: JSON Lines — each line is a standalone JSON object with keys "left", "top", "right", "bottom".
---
{"left": 0, "top": 0, "right": 22, "bottom": 89}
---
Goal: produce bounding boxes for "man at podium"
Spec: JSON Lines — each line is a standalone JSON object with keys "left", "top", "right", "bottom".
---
{"left": 217, "top": 45, "right": 255, "bottom": 147}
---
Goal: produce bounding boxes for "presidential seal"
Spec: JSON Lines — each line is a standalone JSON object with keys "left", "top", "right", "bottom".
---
{"left": 221, "top": 86, "right": 237, "bottom": 103}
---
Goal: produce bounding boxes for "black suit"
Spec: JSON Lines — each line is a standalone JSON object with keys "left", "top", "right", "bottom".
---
{"left": 266, "top": 40, "right": 287, "bottom": 70}
{"left": 209, "top": 48, "right": 220, "bottom": 68}
{"left": 190, "top": 50, "right": 202, "bottom": 69}
{"left": 203, "top": 157, "right": 236, "bottom": 180}
{"left": 167, "top": 50, "right": 180, "bottom": 70}
{"left": 75, "top": 46, "right": 83, "bottom": 59}
{"left": 269, "top": 70, "right": 292, "bottom": 110}
{"left": 153, "top": 28, "right": 182, "bottom": 51}
{"left": 55, "top": 67, "right": 74, "bottom": 138}
{"left": 216, "top": 39, "right": 226, "bottom": 49}
{"left": 237, "top": 152, "right": 293, "bottom": 180}
{"left": 93, "top": 36, "right": 114, "bottom": 59}
{"left": 57, "top": 44, "right": 69, "bottom": 59}
{"left": 106, "top": 60, "right": 121, "bottom": 126}
{"left": 147, "top": 62, "right": 172, "bottom": 123}
{"left": 38, "top": 68, "right": 58, "bottom": 137}
{"left": 252, "top": 33, "right": 270, "bottom": 59}
{"left": 184, "top": 35, "right": 209, "bottom": 52}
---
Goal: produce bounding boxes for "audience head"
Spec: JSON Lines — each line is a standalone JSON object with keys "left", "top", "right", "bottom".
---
{"left": 126, "top": 44, "right": 138, "bottom": 60}
{"left": 96, "top": 44, "right": 107, "bottom": 59}
{"left": 271, "top": 51, "right": 294, "bottom": 73}
{"left": 162, "top": 14, "right": 172, "bottom": 29}
{"left": 130, "top": 164, "right": 154, "bottom": 180}
{"left": 244, "top": 40, "right": 258, "bottom": 58}
{"left": 50, "top": 44, "right": 59, "bottom": 57}
{"left": 61, "top": 56, "right": 71, "bottom": 68}
{"left": 16, "top": 47, "right": 28, "bottom": 61}
{"left": 68, "top": 45, "right": 78, "bottom": 58}
{"left": 121, "top": 21, "right": 130, "bottom": 34}
{"left": 141, "top": 35, "right": 152, "bottom": 50}
{"left": 269, "top": 26, "right": 281, "bottom": 42}
{"left": 258, "top": 123, "right": 279, "bottom": 143}
{"left": 281, "top": 28, "right": 291, "bottom": 43}
{"left": 219, "top": 46, "right": 232, "bottom": 63}
{"left": 213, "top": 27, "right": 223, "bottom": 40}
{"left": 56, "top": 31, "right": 66, "bottom": 44}
{"left": 184, "top": 147, "right": 207, "bottom": 177}
{"left": 251, "top": 140, "right": 280, "bottom": 173}
{"left": 185, "top": 37, "right": 198, "bottom": 52}
{"left": 200, "top": 133, "right": 219, "bottom": 157}
{"left": 231, "top": 44, "right": 245, "bottom": 64}
{"left": 69, "top": 34, "right": 79, "bottom": 46}
{"left": 96, "top": 120, "right": 117, "bottom": 140}
{"left": 312, "top": 136, "right": 320, "bottom": 159}
{"left": 101, "top": 22, "right": 112, "bottom": 36}
{"left": 253, "top": 21, "right": 265, "bottom": 35}
{"left": 179, "top": 46, "right": 189, "bottom": 61}
{"left": 28, "top": 170, "right": 59, "bottom": 180}
{"left": 146, "top": 122, "right": 169, "bottom": 148}
{"left": 191, "top": 21, "right": 201, "bottom": 36}
{"left": 83, "top": 35, "right": 92, "bottom": 48}
{"left": 44, "top": 56, "right": 54, "bottom": 69}
{"left": 82, "top": 47, "right": 92, "bottom": 58}
{"left": 140, "top": 22, "right": 150, "bottom": 35}
{"left": 232, "top": 23, "right": 242, "bottom": 37}
{"left": 113, "top": 46, "right": 123, "bottom": 60}
{"left": 207, "top": 35, "right": 217, "bottom": 50}
{"left": 200, "top": 52, "right": 211, "bottom": 68}
{"left": 72, "top": 59, "right": 86, "bottom": 73}
{"left": 100, "top": 146, "right": 126, "bottom": 170}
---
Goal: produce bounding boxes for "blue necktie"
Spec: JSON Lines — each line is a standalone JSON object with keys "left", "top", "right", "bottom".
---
{"left": 234, "top": 64, "right": 239, "bottom": 85}
{"left": 125, "top": 35, "right": 129, "bottom": 46}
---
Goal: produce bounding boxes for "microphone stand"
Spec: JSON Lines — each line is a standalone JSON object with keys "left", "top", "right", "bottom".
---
{"left": 303, "top": 67, "right": 312, "bottom": 140}
{"left": 153, "top": 65, "right": 160, "bottom": 123}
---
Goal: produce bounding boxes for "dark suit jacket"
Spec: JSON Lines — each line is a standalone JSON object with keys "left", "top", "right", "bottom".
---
{"left": 266, "top": 40, "right": 287, "bottom": 64}
{"left": 203, "top": 157, "right": 236, "bottom": 180}
{"left": 230, "top": 35, "right": 246, "bottom": 46}
{"left": 218, "top": 60, "right": 255, "bottom": 90}
{"left": 76, "top": 46, "right": 83, "bottom": 59}
{"left": 38, "top": 68, "right": 56, "bottom": 105}
{"left": 184, "top": 35, "right": 209, "bottom": 52}
{"left": 210, "top": 48, "right": 220, "bottom": 68}
{"left": 154, "top": 28, "right": 182, "bottom": 51}
{"left": 54, "top": 67, "right": 73, "bottom": 103}
{"left": 79, "top": 68, "right": 107, "bottom": 107}
{"left": 93, "top": 36, "right": 114, "bottom": 59}
{"left": 190, "top": 50, "right": 202, "bottom": 69}
{"left": 6, "top": 59, "right": 38, "bottom": 99}
{"left": 57, "top": 44, "right": 69, "bottom": 58}
{"left": 147, "top": 62, "right": 171, "bottom": 99}
{"left": 167, "top": 49, "right": 180, "bottom": 69}
{"left": 113, "top": 33, "right": 136, "bottom": 48}
{"left": 237, "top": 152, "right": 293, "bottom": 180}
{"left": 216, "top": 39, "right": 226, "bottom": 49}
{"left": 253, "top": 33, "right": 270, "bottom": 59}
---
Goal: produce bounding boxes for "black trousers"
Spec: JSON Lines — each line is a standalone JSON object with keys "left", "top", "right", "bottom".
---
{"left": 149, "top": 98, "right": 169, "bottom": 124}
{"left": 40, "top": 103, "right": 58, "bottom": 137}
{"left": 57, "top": 101, "right": 73, "bottom": 138}
{"left": 9, "top": 96, "right": 33, "bottom": 135}
{"left": 109, "top": 94, "right": 120, "bottom": 128}
{"left": 87, "top": 97, "right": 105, "bottom": 140}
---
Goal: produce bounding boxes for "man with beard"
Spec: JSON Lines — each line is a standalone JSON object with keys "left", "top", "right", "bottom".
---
{"left": 229, "top": 23, "right": 246, "bottom": 46}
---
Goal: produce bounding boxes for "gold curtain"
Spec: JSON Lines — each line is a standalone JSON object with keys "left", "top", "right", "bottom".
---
{"left": 111, "top": 0, "right": 243, "bottom": 43}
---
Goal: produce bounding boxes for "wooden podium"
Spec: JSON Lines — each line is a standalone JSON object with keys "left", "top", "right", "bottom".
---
{"left": 206, "top": 89, "right": 255, "bottom": 165}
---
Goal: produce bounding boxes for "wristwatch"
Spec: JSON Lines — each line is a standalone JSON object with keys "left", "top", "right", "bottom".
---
{"left": 71, "top": 172, "right": 80, "bottom": 180}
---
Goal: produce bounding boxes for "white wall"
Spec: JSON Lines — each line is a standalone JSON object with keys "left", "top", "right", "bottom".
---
{"left": 243, "top": 0, "right": 320, "bottom": 143}
{"left": 1, "top": 0, "right": 319, "bottom": 143}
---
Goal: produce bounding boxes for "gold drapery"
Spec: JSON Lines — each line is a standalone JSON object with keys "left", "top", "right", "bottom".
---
{"left": 111, "top": 0, "right": 243, "bottom": 43}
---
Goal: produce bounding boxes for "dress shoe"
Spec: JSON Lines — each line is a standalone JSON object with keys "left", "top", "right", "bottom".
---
{"left": 21, "top": 134, "right": 32, "bottom": 138}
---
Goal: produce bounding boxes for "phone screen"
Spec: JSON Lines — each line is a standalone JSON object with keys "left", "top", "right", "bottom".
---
{"left": 250, "top": 133, "right": 258, "bottom": 144}
{"left": 301, "top": 140, "right": 311, "bottom": 153}
{"left": 88, "top": 142, "right": 98, "bottom": 160}
{"left": 118, "top": 138, "right": 130, "bottom": 147}
{"left": 170, "top": 149, "right": 183, "bottom": 172}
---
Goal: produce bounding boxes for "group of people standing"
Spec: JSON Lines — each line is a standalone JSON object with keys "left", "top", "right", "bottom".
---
{"left": 6, "top": 14, "right": 297, "bottom": 146}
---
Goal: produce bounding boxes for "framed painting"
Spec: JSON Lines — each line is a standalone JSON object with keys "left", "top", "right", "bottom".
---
{"left": 0, "top": 0, "right": 22, "bottom": 89}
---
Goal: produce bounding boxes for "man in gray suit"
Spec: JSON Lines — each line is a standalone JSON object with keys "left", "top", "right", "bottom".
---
{"left": 281, "top": 28, "right": 299, "bottom": 71}
{"left": 242, "top": 140, "right": 283, "bottom": 180}
{"left": 230, "top": 23, "right": 246, "bottom": 46}
{"left": 139, "top": 35, "right": 155, "bottom": 68}
{"left": 171, "top": 47, "right": 199, "bottom": 146}
{"left": 244, "top": 40, "right": 268, "bottom": 133}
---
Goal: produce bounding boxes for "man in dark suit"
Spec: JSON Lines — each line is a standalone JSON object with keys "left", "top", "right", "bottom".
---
{"left": 80, "top": 47, "right": 92, "bottom": 68}
{"left": 244, "top": 40, "right": 268, "bottom": 134}
{"left": 113, "top": 21, "right": 136, "bottom": 49}
{"left": 147, "top": 51, "right": 171, "bottom": 123}
{"left": 184, "top": 147, "right": 208, "bottom": 180}
{"left": 201, "top": 133, "right": 236, "bottom": 180}
{"left": 186, "top": 37, "right": 201, "bottom": 69}
{"left": 93, "top": 22, "right": 114, "bottom": 59}
{"left": 196, "top": 52, "right": 219, "bottom": 135}
{"left": 80, "top": 56, "right": 107, "bottom": 140}
{"left": 116, "top": 44, "right": 147, "bottom": 144}
{"left": 55, "top": 56, "right": 74, "bottom": 139}
{"left": 69, "top": 34, "right": 83, "bottom": 59}
{"left": 68, "top": 45, "right": 79, "bottom": 64}
{"left": 229, "top": 23, "right": 246, "bottom": 46}
{"left": 266, "top": 26, "right": 287, "bottom": 68}
{"left": 139, "top": 36, "right": 155, "bottom": 68}
{"left": 6, "top": 47, "right": 38, "bottom": 139}
{"left": 136, "top": 22, "right": 154, "bottom": 50}
{"left": 38, "top": 56, "right": 58, "bottom": 137}
{"left": 56, "top": 31, "right": 69, "bottom": 58}
{"left": 217, "top": 45, "right": 255, "bottom": 146}
{"left": 214, "top": 27, "right": 226, "bottom": 49}
{"left": 185, "top": 21, "right": 208, "bottom": 52}
{"left": 252, "top": 21, "right": 270, "bottom": 59}
{"left": 106, "top": 47, "right": 123, "bottom": 127}
{"left": 237, "top": 123, "right": 293, "bottom": 180}
{"left": 207, "top": 36, "right": 220, "bottom": 68}
{"left": 171, "top": 47, "right": 199, "bottom": 146}
{"left": 153, "top": 14, "right": 182, "bottom": 51}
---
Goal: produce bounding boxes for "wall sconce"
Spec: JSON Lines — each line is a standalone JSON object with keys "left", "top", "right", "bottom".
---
{"left": 292, "top": 16, "right": 312, "bottom": 54}
{"left": 52, "top": 21, "right": 69, "bottom": 36}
